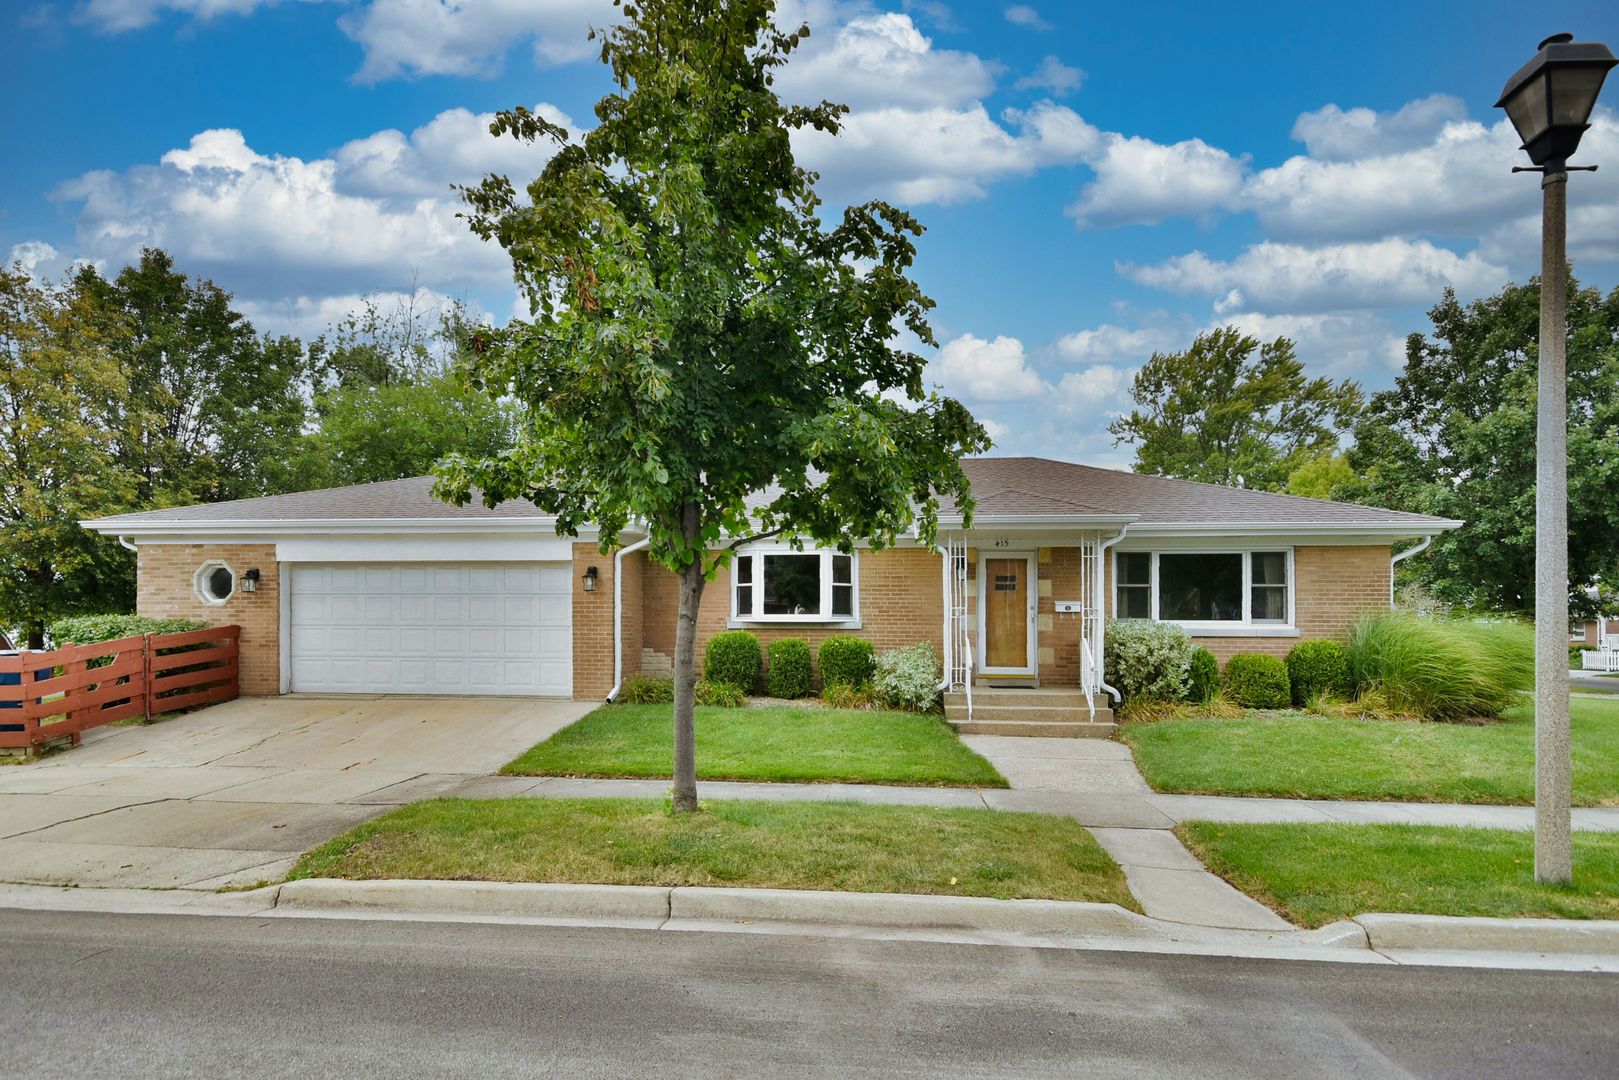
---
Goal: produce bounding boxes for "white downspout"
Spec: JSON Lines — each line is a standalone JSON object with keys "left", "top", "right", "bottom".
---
{"left": 1389, "top": 535, "right": 1433, "bottom": 607}
{"left": 606, "top": 536, "right": 652, "bottom": 702}
{"left": 1097, "top": 524, "right": 1130, "bottom": 703}
{"left": 938, "top": 539, "right": 952, "bottom": 692}
{"left": 117, "top": 535, "right": 138, "bottom": 553}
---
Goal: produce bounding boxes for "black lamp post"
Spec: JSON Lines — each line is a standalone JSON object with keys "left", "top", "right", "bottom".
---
{"left": 1496, "top": 32, "right": 1615, "bottom": 885}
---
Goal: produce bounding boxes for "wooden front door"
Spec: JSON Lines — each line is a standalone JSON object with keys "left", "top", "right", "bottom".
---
{"left": 981, "top": 554, "right": 1033, "bottom": 673}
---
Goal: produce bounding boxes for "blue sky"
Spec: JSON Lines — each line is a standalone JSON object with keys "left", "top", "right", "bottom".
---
{"left": 5, "top": 0, "right": 1619, "bottom": 465}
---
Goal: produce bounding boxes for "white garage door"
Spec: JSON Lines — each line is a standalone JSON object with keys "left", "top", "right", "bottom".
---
{"left": 289, "top": 564, "right": 572, "bottom": 696}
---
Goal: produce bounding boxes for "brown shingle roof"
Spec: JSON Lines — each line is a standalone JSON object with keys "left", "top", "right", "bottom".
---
{"left": 85, "top": 457, "right": 1456, "bottom": 531}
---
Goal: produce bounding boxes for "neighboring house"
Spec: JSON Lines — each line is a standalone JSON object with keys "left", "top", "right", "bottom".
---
{"left": 1571, "top": 618, "right": 1619, "bottom": 647}
{"left": 82, "top": 456, "right": 1459, "bottom": 703}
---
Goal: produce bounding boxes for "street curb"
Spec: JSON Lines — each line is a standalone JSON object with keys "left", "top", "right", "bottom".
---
{"left": 1354, "top": 913, "right": 1619, "bottom": 955}
{"left": 667, "top": 886, "right": 1155, "bottom": 936}
{"left": 274, "top": 879, "right": 671, "bottom": 922}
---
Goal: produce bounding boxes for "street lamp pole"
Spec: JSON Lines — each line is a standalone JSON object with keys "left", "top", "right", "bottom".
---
{"left": 1533, "top": 163, "right": 1570, "bottom": 884}
{"left": 1495, "top": 32, "right": 1615, "bottom": 884}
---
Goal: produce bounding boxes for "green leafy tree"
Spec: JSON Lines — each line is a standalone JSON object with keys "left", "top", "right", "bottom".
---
{"left": 437, "top": 0, "right": 989, "bottom": 811}
{"left": 1286, "top": 452, "right": 1357, "bottom": 499}
{"left": 1343, "top": 277, "right": 1619, "bottom": 615}
{"left": 0, "top": 267, "right": 139, "bottom": 647}
{"left": 305, "top": 293, "right": 521, "bottom": 486}
{"left": 73, "top": 249, "right": 311, "bottom": 505}
{"left": 1109, "top": 327, "right": 1364, "bottom": 490}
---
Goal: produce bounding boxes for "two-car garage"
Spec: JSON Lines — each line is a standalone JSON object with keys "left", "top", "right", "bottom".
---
{"left": 286, "top": 563, "right": 573, "bottom": 697}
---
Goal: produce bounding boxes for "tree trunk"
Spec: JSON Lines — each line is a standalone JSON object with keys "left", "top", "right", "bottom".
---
{"left": 671, "top": 502, "right": 706, "bottom": 813}
{"left": 27, "top": 623, "right": 44, "bottom": 651}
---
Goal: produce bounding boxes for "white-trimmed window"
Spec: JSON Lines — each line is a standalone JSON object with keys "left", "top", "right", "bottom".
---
{"left": 732, "top": 545, "right": 858, "bottom": 623}
{"left": 194, "top": 561, "right": 235, "bottom": 606}
{"left": 1113, "top": 549, "right": 1293, "bottom": 629}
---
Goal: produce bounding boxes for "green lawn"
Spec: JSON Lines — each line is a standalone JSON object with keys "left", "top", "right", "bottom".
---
{"left": 1119, "top": 696, "right": 1619, "bottom": 806}
{"left": 289, "top": 796, "right": 1136, "bottom": 905}
{"left": 1179, "top": 821, "right": 1619, "bottom": 927}
{"left": 503, "top": 704, "right": 1007, "bottom": 787}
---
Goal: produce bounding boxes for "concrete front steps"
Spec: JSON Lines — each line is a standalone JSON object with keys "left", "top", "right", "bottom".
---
{"left": 943, "top": 687, "right": 1116, "bottom": 738}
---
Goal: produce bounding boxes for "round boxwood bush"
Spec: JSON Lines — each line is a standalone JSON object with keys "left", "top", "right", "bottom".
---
{"left": 1285, "top": 639, "right": 1353, "bottom": 705}
{"left": 817, "top": 635, "right": 875, "bottom": 689}
{"left": 765, "top": 638, "right": 813, "bottom": 699}
{"left": 702, "top": 630, "right": 761, "bottom": 693}
{"left": 1223, "top": 652, "right": 1291, "bottom": 709}
{"left": 1185, "top": 647, "right": 1220, "bottom": 704}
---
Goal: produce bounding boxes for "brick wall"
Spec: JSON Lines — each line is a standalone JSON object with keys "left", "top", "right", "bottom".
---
{"left": 136, "top": 543, "right": 279, "bottom": 696}
{"left": 572, "top": 542, "right": 622, "bottom": 700}
{"left": 1103, "top": 544, "right": 1392, "bottom": 663}
{"left": 639, "top": 547, "right": 944, "bottom": 689}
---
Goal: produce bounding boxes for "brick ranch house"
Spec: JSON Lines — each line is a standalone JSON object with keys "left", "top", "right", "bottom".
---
{"left": 83, "top": 457, "right": 1459, "bottom": 707}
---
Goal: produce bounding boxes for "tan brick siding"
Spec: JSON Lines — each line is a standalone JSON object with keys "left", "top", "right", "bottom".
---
{"left": 640, "top": 547, "right": 944, "bottom": 689}
{"left": 572, "top": 542, "right": 621, "bottom": 700}
{"left": 136, "top": 544, "right": 280, "bottom": 696}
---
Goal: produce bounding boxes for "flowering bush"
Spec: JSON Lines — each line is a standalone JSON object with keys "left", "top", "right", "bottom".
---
{"left": 874, "top": 642, "right": 941, "bottom": 712}
{"left": 1103, "top": 619, "right": 1192, "bottom": 702}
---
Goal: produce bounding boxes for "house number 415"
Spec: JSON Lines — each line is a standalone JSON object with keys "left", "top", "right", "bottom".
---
{"left": 992, "top": 538, "right": 1011, "bottom": 548}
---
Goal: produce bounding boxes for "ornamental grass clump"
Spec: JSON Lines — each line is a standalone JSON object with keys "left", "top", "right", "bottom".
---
{"left": 874, "top": 642, "right": 941, "bottom": 712}
{"left": 1347, "top": 613, "right": 1532, "bottom": 722}
{"left": 1103, "top": 619, "right": 1192, "bottom": 702}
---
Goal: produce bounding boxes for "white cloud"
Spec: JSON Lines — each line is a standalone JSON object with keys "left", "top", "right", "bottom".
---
{"left": 7, "top": 241, "right": 64, "bottom": 281}
{"left": 1055, "top": 323, "right": 1182, "bottom": 364}
{"left": 1213, "top": 311, "right": 1406, "bottom": 376}
{"left": 1054, "top": 364, "right": 1127, "bottom": 409}
{"left": 235, "top": 286, "right": 490, "bottom": 340}
{"left": 929, "top": 332, "right": 1048, "bottom": 400}
{"left": 52, "top": 127, "right": 509, "bottom": 300}
{"left": 74, "top": 0, "right": 310, "bottom": 33}
{"left": 774, "top": 11, "right": 997, "bottom": 111}
{"left": 338, "top": 0, "right": 613, "bottom": 82}
{"left": 795, "top": 100, "right": 1098, "bottom": 205}
{"left": 1003, "top": 4, "right": 1050, "bottom": 30}
{"left": 1290, "top": 94, "right": 1468, "bottom": 161}
{"left": 1013, "top": 55, "right": 1082, "bottom": 96}
{"left": 334, "top": 103, "right": 573, "bottom": 198}
{"left": 1068, "top": 133, "right": 1248, "bottom": 226}
{"left": 1121, "top": 238, "right": 1509, "bottom": 313}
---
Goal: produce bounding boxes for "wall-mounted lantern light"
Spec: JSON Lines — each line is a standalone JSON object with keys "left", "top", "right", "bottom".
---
{"left": 583, "top": 566, "right": 599, "bottom": 593}
{"left": 243, "top": 568, "right": 262, "bottom": 593}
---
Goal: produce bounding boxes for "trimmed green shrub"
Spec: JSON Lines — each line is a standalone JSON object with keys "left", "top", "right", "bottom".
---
{"left": 874, "top": 642, "right": 941, "bottom": 712}
{"left": 695, "top": 679, "right": 746, "bottom": 708}
{"left": 615, "top": 674, "right": 674, "bottom": 704}
{"left": 1570, "top": 643, "right": 1589, "bottom": 669}
{"left": 765, "top": 638, "right": 813, "bottom": 699}
{"left": 1348, "top": 613, "right": 1533, "bottom": 721}
{"left": 1285, "top": 640, "right": 1353, "bottom": 705}
{"left": 817, "top": 635, "right": 875, "bottom": 690}
{"left": 703, "top": 630, "right": 761, "bottom": 693}
{"left": 1223, "top": 653, "right": 1291, "bottom": 709}
{"left": 1103, "top": 619, "right": 1193, "bottom": 702}
{"left": 48, "top": 614, "right": 208, "bottom": 647}
{"left": 1184, "top": 647, "right": 1220, "bottom": 704}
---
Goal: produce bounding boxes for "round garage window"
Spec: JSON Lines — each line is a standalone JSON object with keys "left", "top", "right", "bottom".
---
{"left": 194, "top": 561, "right": 235, "bottom": 605}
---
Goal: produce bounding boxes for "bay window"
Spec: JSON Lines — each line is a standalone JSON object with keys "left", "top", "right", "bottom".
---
{"left": 732, "top": 546, "right": 858, "bottom": 623}
{"left": 1113, "top": 549, "right": 1292, "bottom": 629}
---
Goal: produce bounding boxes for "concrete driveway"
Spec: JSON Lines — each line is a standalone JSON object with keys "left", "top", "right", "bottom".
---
{"left": 0, "top": 695, "right": 591, "bottom": 890}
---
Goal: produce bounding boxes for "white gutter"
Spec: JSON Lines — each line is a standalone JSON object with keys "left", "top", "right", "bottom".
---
{"left": 1096, "top": 524, "right": 1131, "bottom": 703}
{"left": 606, "top": 536, "right": 652, "bottom": 702}
{"left": 1389, "top": 535, "right": 1434, "bottom": 606}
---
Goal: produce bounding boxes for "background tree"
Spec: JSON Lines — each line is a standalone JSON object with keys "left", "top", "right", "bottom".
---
{"left": 73, "top": 249, "right": 311, "bottom": 505}
{"left": 1342, "top": 277, "right": 1619, "bottom": 615}
{"left": 0, "top": 267, "right": 139, "bottom": 646}
{"left": 1109, "top": 327, "right": 1363, "bottom": 490}
{"left": 437, "top": 0, "right": 989, "bottom": 811}
{"left": 306, "top": 294, "right": 521, "bottom": 486}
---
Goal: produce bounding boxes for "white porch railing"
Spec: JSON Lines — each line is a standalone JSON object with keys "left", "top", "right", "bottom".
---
{"left": 943, "top": 536, "right": 972, "bottom": 721}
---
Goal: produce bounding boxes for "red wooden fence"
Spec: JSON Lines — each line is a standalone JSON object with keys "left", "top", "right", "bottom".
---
{"left": 0, "top": 625, "right": 241, "bottom": 751}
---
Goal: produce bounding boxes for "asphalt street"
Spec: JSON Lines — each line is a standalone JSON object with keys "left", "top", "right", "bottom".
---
{"left": 1, "top": 909, "right": 1616, "bottom": 1079}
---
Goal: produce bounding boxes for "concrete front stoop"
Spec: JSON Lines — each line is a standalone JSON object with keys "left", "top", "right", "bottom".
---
{"left": 944, "top": 687, "right": 1116, "bottom": 738}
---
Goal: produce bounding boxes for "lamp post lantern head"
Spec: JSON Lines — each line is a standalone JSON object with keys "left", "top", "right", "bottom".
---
{"left": 1496, "top": 33, "right": 1616, "bottom": 169}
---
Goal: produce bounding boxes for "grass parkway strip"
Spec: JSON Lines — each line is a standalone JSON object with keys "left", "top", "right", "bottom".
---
{"left": 502, "top": 704, "right": 1009, "bottom": 788}
{"left": 289, "top": 796, "right": 1135, "bottom": 907}
{"left": 1178, "top": 822, "right": 1619, "bottom": 928}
